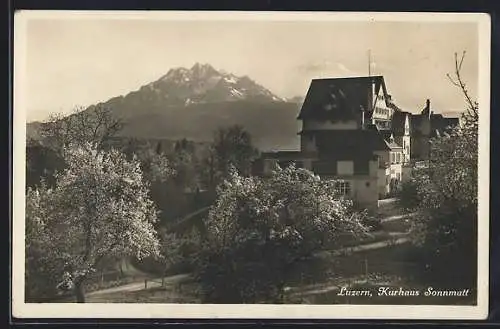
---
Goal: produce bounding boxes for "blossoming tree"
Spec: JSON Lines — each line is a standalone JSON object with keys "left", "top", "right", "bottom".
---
{"left": 400, "top": 52, "right": 478, "bottom": 286}
{"left": 26, "top": 144, "right": 161, "bottom": 302}
{"left": 196, "top": 165, "right": 368, "bottom": 303}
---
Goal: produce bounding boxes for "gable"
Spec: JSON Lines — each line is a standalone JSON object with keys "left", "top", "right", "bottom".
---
{"left": 298, "top": 76, "right": 388, "bottom": 122}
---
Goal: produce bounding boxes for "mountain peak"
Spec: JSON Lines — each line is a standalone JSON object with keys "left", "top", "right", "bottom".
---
{"left": 190, "top": 62, "right": 219, "bottom": 79}
{"left": 151, "top": 63, "right": 285, "bottom": 104}
{"left": 191, "top": 62, "right": 215, "bottom": 71}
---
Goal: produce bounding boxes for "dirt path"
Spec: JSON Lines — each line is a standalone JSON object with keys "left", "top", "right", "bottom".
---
{"left": 380, "top": 212, "right": 417, "bottom": 223}
{"left": 83, "top": 200, "right": 412, "bottom": 300}
{"left": 117, "top": 258, "right": 150, "bottom": 277}
{"left": 87, "top": 273, "right": 191, "bottom": 297}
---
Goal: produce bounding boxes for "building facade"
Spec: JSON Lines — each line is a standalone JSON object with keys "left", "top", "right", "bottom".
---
{"left": 255, "top": 76, "right": 460, "bottom": 211}
{"left": 256, "top": 76, "right": 412, "bottom": 211}
{"left": 411, "top": 99, "right": 460, "bottom": 161}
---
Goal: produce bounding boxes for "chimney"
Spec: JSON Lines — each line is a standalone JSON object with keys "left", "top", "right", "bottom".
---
{"left": 426, "top": 99, "right": 430, "bottom": 110}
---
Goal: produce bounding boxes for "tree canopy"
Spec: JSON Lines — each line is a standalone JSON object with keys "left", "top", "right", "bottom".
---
{"left": 196, "top": 165, "right": 368, "bottom": 303}
{"left": 26, "top": 143, "right": 161, "bottom": 302}
{"left": 399, "top": 52, "right": 478, "bottom": 287}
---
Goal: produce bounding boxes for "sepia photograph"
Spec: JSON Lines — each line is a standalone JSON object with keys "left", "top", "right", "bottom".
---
{"left": 12, "top": 11, "right": 490, "bottom": 319}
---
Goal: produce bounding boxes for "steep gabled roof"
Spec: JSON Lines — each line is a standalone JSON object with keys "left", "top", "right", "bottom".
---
{"left": 391, "top": 111, "right": 411, "bottom": 136}
{"left": 430, "top": 114, "right": 459, "bottom": 137}
{"left": 377, "top": 129, "right": 402, "bottom": 149}
{"left": 300, "top": 129, "right": 390, "bottom": 160}
{"left": 385, "top": 140, "right": 403, "bottom": 149}
{"left": 260, "top": 150, "right": 316, "bottom": 159}
{"left": 378, "top": 129, "right": 393, "bottom": 141}
{"left": 297, "top": 76, "right": 389, "bottom": 122}
{"left": 412, "top": 111, "right": 459, "bottom": 137}
{"left": 387, "top": 102, "right": 403, "bottom": 112}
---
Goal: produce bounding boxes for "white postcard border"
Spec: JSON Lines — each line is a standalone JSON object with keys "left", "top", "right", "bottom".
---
{"left": 12, "top": 10, "right": 491, "bottom": 320}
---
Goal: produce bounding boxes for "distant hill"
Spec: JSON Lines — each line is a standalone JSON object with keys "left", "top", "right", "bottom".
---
{"left": 27, "top": 63, "right": 302, "bottom": 151}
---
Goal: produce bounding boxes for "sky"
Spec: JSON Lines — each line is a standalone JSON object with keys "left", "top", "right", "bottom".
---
{"left": 21, "top": 14, "right": 479, "bottom": 122}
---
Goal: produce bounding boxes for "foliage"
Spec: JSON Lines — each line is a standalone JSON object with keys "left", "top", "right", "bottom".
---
{"left": 26, "top": 139, "right": 66, "bottom": 189}
{"left": 161, "top": 229, "right": 203, "bottom": 275}
{"left": 403, "top": 52, "right": 478, "bottom": 286}
{"left": 40, "top": 106, "right": 123, "bottom": 155}
{"left": 195, "top": 165, "right": 368, "bottom": 303}
{"left": 168, "top": 142, "right": 199, "bottom": 191}
{"left": 27, "top": 106, "right": 124, "bottom": 189}
{"left": 397, "top": 177, "right": 422, "bottom": 212}
{"left": 25, "top": 143, "right": 161, "bottom": 302}
{"left": 25, "top": 182, "right": 67, "bottom": 301}
{"left": 204, "top": 125, "right": 259, "bottom": 188}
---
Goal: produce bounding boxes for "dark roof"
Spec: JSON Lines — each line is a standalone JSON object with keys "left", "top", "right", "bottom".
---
{"left": 387, "top": 102, "right": 403, "bottom": 112}
{"left": 411, "top": 114, "right": 424, "bottom": 128}
{"left": 391, "top": 111, "right": 410, "bottom": 136}
{"left": 300, "top": 129, "right": 390, "bottom": 161}
{"left": 378, "top": 129, "right": 393, "bottom": 141}
{"left": 430, "top": 115, "right": 459, "bottom": 137}
{"left": 444, "top": 117, "right": 459, "bottom": 126}
{"left": 297, "top": 76, "right": 389, "bottom": 122}
{"left": 411, "top": 112, "right": 459, "bottom": 137}
{"left": 385, "top": 140, "right": 402, "bottom": 149}
{"left": 376, "top": 129, "right": 402, "bottom": 149}
{"left": 261, "top": 150, "right": 315, "bottom": 159}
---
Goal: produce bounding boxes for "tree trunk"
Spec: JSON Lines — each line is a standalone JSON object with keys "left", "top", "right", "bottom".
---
{"left": 275, "top": 281, "right": 286, "bottom": 304}
{"left": 73, "top": 279, "right": 86, "bottom": 303}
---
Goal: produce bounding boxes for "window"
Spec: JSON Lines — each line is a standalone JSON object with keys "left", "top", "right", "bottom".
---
{"left": 391, "top": 153, "right": 395, "bottom": 164}
{"left": 335, "top": 181, "right": 351, "bottom": 196}
{"left": 337, "top": 161, "right": 354, "bottom": 175}
{"left": 396, "top": 153, "right": 401, "bottom": 163}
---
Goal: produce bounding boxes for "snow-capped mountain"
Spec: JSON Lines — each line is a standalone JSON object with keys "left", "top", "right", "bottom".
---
{"left": 142, "top": 63, "right": 285, "bottom": 105}
{"left": 28, "top": 63, "right": 301, "bottom": 151}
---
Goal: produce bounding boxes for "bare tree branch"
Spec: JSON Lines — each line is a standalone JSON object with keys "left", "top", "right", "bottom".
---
{"left": 40, "top": 105, "right": 125, "bottom": 156}
{"left": 446, "top": 51, "right": 478, "bottom": 122}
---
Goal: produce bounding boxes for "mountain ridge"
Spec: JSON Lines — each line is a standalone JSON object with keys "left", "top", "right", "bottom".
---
{"left": 27, "top": 63, "right": 302, "bottom": 151}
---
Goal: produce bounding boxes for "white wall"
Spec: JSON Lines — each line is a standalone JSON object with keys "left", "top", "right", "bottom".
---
{"left": 377, "top": 167, "right": 390, "bottom": 197}
{"left": 337, "top": 161, "right": 354, "bottom": 175}
{"left": 402, "top": 135, "right": 411, "bottom": 163}
{"left": 374, "top": 150, "right": 390, "bottom": 167}
{"left": 352, "top": 176, "right": 379, "bottom": 212}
